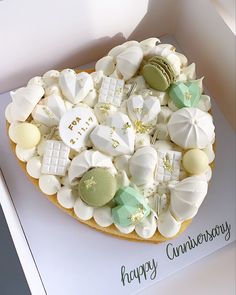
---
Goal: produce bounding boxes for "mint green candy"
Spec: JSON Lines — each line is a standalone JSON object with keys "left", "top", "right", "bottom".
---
{"left": 169, "top": 81, "right": 201, "bottom": 108}
{"left": 112, "top": 186, "right": 151, "bottom": 227}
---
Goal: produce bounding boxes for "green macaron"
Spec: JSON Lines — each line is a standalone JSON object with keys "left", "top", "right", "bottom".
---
{"left": 142, "top": 56, "right": 176, "bottom": 91}
{"left": 78, "top": 168, "right": 117, "bottom": 207}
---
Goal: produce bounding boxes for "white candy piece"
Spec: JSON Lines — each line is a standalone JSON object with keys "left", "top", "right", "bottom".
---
{"left": 202, "top": 145, "right": 215, "bottom": 164}
{"left": 154, "top": 140, "right": 177, "bottom": 152}
{"left": 37, "top": 138, "right": 47, "bottom": 156}
{"left": 116, "top": 46, "right": 143, "bottom": 80}
{"left": 43, "top": 70, "right": 60, "bottom": 87}
{"left": 44, "top": 95, "right": 66, "bottom": 119}
{"left": 150, "top": 89, "right": 169, "bottom": 105}
{"left": 127, "top": 95, "right": 160, "bottom": 128}
{"left": 98, "top": 77, "right": 124, "bottom": 107}
{"left": 169, "top": 176, "right": 208, "bottom": 221}
{"left": 138, "top": 181, "right": 158, "bottom": 198}
{"left": 146, "top": 45, "right": 181, "bottom": 76}
{"left": 26, "top": 156, "right": 42, "bottom": 179}
{"left": 156, "top": 194, "right": 169, "bottom": 216}
{"left": 157, "top": 106, "right": 173, "bottom": 123}
{"left": 30, "top": 121, "right": 50, "bottom": 136}
{"left": 197, "top": 95, "right": 211, "bottom": 112}
{"left": 123, "top": 40, "right": 140, "bottom": 48}
{"left": 94, "top": 103, "right": 117, "bottom": 124}
{"left": 15, "top": 145, "right": 37, "bottom": 162}
{"left": 116, "top": 170, "right": 130, "bottom": 188}
{"left": 167, "top": 98, "right": 179, "bottom": 111}
{"left": 68, "top": 150, "right": 115, "bottom": 184}
{"left": 167, "top": 108, "right": 215, "bottom": 149}
{"left": 154, "top": 123, "right": 170, "bottom": 140}
{"left": 197, "top": 166, "right": 212, "bottom": 182}
{"left": 90, "top": 112, "right": 135, "bottom": 156}
{"left": 155, "top": 150, "right": 182, "bottom": 182}
{"left": 135, "top": 133, "right": 151, "bottom": 150}
{"left": 39, "top": 175, "right": 61, "bottom": 195}
{"left": 59, "top": 69, "right": 94, "bottom": 104}
{"left": 11, "top": 85, "right": 44, "bottom": 121}
{"left": 108, "top": 44, "right": 128, "bottom": 59}
{"left": 129, "top": 146, "right": 157, "bottom": 185}
{"left": 27, "top": 76, "right": 44, "bottom": 87}
{"left": 114, "top": 155, "right": 131, "bottom": 176}
{"left": 73, "top": 198, "right": 94, "bottom": 221}
{"left": 90, "top": 71, "right": 105, "bottom": 89}
{"left": 32, "top": 105, "right": 59, "bottom": 127}
{"left": 5, "top": 103, "right": 14, "bottom": 123}
{"left": 181, "top": 63, "right": 196, "bottom": 80}
{"left": 59, "top": 107, "right": 97, "bottom": 150}
{"left": 157, "top": 209, "right": 181, "bottom": 238}
{"left": 135, "top": 212, "right": 157, "bottom": 239}
{"left": 41, "top": 140, "right": 70, "bottom": 176}
{"left": 95, "top": 56, "right": 115, "bottom": 76}
{"left": 83, "top": 89, "right": 98, "bottom": 107}
{"left": 109, "top": 68, "right": 123, "bottom": 79}
{"left": 57, "top": 187, "right": 77, "bottom": 209}
{"left": 93, "top": 207, "right": 113, "bottom": 227}
{"left": 44, "top": 85, "right": 62, "bottom": 97}
{"left": 115, "top": 223, "right": 135, "bottom": 234}
{"left": 175, "top": 52, "right": 188, "bottom": 67}
{"left": 140, "top": 37, "right": 160, "bottom": 55}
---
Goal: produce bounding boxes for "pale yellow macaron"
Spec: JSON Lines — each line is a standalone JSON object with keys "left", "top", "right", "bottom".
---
{"left": 182, "top": 149, "right": 208, "bottom": 175}
{"left": 14, "top": 122, "right": 41, "bottom": 149}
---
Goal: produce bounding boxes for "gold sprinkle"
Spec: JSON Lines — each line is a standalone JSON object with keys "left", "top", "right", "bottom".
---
{"left": 84, "top": 176, "right": 96, "bottom": 189}
{"left": 122, "top": 122, "right": 131, "bottom": 132}
{"left": 134, "top": 108, "right": 142, "bottom": 114}
{"left": 99, "top": 104, "right": 111, "bottom": 112}
{"left": 112, "top": 139, "right": 120, "bottom": 148}
{"left": 185, "top": 91, "right": 192, "bottom": 100}
{"left": 110, "top": 126, "right": 116, "bottom": 135}
{"left": 42, "top": 107, "right": 54, "bottom": 118}
{"left": 129, "top": 207, "right": 145, "bottom": 224}
{"left": 163, "top": 154, "right": 174, "bottom": 173}
{"left": 134, "top": 120, "right": 152, "bottom": 134}
{"left": 115, "top": 87, "right": 122, "bottom": 95}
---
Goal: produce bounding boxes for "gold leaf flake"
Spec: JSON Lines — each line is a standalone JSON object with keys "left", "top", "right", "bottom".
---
{"left": 185, "top": 91, "right": 192, "bottom": 100}
{"left": 112, "top": 139, "right": 120, "bottom": 148}
{"left": 99, "top": 104, "right": 111, "bottom": 112}
{"left": 122, "top": 122, "right": 131, "bottom": 132}
{"left": 134, "top": 120, "right": 152, "bottom": 134}
{"left": 163, "top": 154, "right": 174, "bottom": 173}
{"left": 129, "top": 207, "right": 145, "bottom": 224}
{"left": 84, "top": 176, "right": 96, "bottom": 189}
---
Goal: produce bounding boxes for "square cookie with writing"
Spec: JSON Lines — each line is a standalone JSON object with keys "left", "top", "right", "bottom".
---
{"left": 98, "top": 77, "right": 124, "bottom": 107}
{"left": 155, "top": 151, "right": 182, "bottom": 182}
{"left": 41, "top": 140, "right": 70, "bottom": 176}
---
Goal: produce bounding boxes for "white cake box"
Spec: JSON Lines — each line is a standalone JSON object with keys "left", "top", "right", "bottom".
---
{"left": 0, "top": 1, "right": 235, "bottom": 295}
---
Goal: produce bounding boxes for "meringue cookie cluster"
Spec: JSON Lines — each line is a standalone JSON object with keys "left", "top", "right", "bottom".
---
{"left": 5, "top": 38, "right": 215, "bottom": 240}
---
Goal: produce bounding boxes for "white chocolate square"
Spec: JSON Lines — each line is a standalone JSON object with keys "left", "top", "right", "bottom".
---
{"left": 98, "top": 77, "right": 124, "bottom": 106}
{"left": 155, "top": 151, "right": 182, "bottom": 182}
{"left": 41, "top": 140, "right": 70, "bottom": 176}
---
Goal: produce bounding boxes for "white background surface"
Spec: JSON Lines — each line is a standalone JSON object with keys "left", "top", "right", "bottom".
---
{"left": 0, "top": 1, "right": 235, "bottom": 294}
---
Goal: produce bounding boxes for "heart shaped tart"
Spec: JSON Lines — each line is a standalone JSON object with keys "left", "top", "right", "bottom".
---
{"left": 5, "top": 38, "right": 215, "bottom": 243}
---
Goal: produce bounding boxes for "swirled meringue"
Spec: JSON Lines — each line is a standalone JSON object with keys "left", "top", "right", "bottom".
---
{"left": 167, "top": 108, "right": 215, "bottom": 149}
{"left": 68, "top": 150, "right": 115, "bottom": 184}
